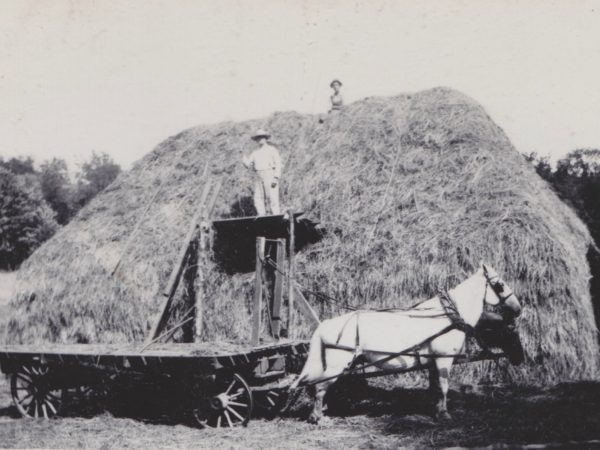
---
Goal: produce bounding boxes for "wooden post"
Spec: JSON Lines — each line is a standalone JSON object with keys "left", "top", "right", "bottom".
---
{"left": 271, "top": 239, "right": 285, "bottom": 339}
{"left": 195, "top": 226, "right": 207, "bottom": 341}
{"left": 293, "top": 284, "right": 320, "bottom": 329}
{"left": 181, "top": 237, "right": 198, "bottom": 343}
{"left": 287, "top": 210, "right": 295, "bottom": 339}
{"left": 252, "top": 237, "right": 266, "bottom": 345}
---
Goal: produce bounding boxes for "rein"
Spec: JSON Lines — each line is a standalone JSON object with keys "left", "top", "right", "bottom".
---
{"left": 308, "top": 276, "right": 499, "bottom": 387}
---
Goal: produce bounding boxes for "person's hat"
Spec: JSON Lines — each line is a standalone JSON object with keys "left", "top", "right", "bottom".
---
{"left": 330, "top": 79, "right": 342, "bottom": 88}
{"left": 251, "top": 129, "right": 271, "bottom": 141}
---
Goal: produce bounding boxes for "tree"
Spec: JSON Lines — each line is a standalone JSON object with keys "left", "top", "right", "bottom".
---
{"left": 74, "top": 152, "right": 121, "bottom": 208}
{"left": 39, "top": 158, "right": 73, "bottom": 225}
{"left": 0, "top": 156, "right": 35, "bottom": 175}
{"left": 0, "top": 167, "right": 58, "bottom": 269}
{"left": 524, "top": 152, "right": 553, "bottom": 182}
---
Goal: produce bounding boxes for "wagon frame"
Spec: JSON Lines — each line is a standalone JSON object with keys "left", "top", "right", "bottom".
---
{"left": 0, "top": 179, "right": 322, "bottom": 427}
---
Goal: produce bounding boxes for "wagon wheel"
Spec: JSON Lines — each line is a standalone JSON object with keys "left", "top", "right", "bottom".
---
{"left": 11, "top": 365, "right": 62, "bottom": 419}
{"left": 253, "top": 388, "right": 287, "bottom": 418}
{"left": 192, "top": 373, "right": 254, "bottom": 428}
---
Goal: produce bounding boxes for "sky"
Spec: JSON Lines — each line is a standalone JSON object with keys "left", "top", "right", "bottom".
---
{"left": 1, "top": 0, "right": 599, "bottom": 170}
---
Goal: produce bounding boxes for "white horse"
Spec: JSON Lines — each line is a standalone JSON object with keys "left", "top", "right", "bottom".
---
{"left": 290, "top": 263, "right": 522, "bottom": 423}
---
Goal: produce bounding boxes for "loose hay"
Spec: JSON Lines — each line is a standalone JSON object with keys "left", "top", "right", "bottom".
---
{"left": 4, "top": 87, "right": 598, "bottom": 384}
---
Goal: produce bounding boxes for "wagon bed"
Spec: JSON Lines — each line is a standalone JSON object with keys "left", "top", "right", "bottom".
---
{"left": 0, "top": 340, "right": 309, "bottom": 373}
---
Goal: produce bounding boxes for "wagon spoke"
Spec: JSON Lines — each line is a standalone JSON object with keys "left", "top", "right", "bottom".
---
{"left": 18, "top": 392, "right": 33, "bottom": 404}
{"left": 45, "top": 399, "right": 57, "bottom": 415}
{"left": 227, "top": 406, "right": 244, "bottom": 422}
{"left": 42, "top": 403, "right": 48, "bottom": 419}
{"left": 47, "top": 391, "right": 61, "bottom": 401}
{"left": 17, "top": 373, "right": 32, "bottom": 383}
{"left": 216, "top": 415, "right": 221, "bottom": 428}
{"left": 223, "top": 409, "right": 233, "bottom": 427}
{"left": 228, "top": 389, "right": 244, "bottom": 400}
{"left": 224, "top": 379, "right": 237, "bottom": 395}
{"left": 227, "top": 400, "right": 248, "bottom": 408}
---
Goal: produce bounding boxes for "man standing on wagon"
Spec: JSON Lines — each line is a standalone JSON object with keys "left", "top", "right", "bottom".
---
{"left": 242, "top": 129, "right": 283, "bottom": 216}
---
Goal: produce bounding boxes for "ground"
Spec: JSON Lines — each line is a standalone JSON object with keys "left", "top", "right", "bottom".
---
{"left": 0, "top": 274, "right": 599, "bottom": 449}
{"left": 0, "top": 375, "right": 599, "bottom": 449}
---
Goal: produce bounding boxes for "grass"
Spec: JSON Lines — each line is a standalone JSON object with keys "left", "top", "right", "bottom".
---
{"left": 0, "top": 375, "right": 599, "bottom": 449}
{"left": 3, "top": 87, "right": 598, "bottom": 385}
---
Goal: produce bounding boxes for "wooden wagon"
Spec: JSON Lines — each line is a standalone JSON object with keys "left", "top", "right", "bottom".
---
{"left": 0, "top": 180, "right": 324, "bottom": 427}
{"left": 0, "top": 340, "right": 308, "bottom": 427}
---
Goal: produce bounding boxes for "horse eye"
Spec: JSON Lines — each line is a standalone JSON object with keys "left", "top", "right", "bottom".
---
{"left": 494, "top": 281, "right": 505, "bottom": 291}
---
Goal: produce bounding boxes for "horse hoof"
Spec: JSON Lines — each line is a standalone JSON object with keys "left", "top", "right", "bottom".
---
{"left": 436, "top": 411, "right": 452, "bottom": 421}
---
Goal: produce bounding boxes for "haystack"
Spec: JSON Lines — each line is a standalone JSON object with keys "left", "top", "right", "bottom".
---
{"left": 5, "top": 87, "right": 598, "bottom": 384}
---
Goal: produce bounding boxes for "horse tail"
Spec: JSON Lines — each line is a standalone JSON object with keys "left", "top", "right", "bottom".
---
{"left": 289, "top": 326, "right": 325, "bottom": 391}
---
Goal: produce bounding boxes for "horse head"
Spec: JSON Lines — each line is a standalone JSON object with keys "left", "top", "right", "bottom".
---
{"left": 481, "top": 263, "right": 522, "bottom": 318}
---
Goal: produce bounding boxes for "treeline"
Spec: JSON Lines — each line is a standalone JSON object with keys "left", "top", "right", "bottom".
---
{"left": 0, "top": 153, "right": 121, "bottom": 269}
{"left": 526, "top": 148, "right": 600, "bottom": 247}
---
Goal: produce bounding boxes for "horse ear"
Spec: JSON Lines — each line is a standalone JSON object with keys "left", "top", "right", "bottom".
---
{"left": 482, "top": 263, "right": 489, "bottom": 274}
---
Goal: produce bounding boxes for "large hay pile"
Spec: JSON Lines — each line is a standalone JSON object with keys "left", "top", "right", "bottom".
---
{"left": 5, "top": 87, "right": 598, "bottom": 384}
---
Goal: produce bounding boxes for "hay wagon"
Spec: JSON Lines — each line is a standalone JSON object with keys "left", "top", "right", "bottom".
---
{"left": 0, "top": 340, "right": 308, "bottom": 427}
{"left": 0, "top": 181, "right": 324, "bottom": 428}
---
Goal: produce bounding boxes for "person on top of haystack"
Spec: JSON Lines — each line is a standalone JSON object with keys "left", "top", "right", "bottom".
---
{"left": 242, "top": 129, "right": 282, "bottom": 216}
{"left": 329, "top": 79, "right": 343, "bottom": 112}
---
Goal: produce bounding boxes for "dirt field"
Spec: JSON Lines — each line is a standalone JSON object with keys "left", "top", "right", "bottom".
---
{"left": 0, "top": 374, "right": 599, "bottom": 449}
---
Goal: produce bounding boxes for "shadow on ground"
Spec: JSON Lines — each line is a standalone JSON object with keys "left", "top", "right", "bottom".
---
{"left": 0, "top": 378, "right": 599, "bottom": 448}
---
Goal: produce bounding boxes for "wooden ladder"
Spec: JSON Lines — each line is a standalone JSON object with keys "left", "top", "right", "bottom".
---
{"left": 146, "top": 178, "right": 222, "bottom": 344}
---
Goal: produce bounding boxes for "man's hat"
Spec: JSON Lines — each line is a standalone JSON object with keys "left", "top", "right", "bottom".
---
{"left": 330, "top": 79, "right": 342, "bottom": 88}
{"left": 251, "top": 129, "right": 271, "bottom": 141}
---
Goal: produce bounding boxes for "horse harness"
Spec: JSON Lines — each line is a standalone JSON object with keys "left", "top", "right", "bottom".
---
{"left": 314, "top": 275, "right": 508, "bottom": 385}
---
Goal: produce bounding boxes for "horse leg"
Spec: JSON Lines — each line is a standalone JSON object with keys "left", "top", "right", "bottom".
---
{"left": 307, "top": 351, "right": 354, "bottom": 424}
{"left": 308, "top": 379, "right": 335, "bottom": 424}
{"left": 428, "top": 366, "right": 439, "bottom": 395}
{"left": 428, "top": 365, "right": 442, "bottom": 411}
{"left": 433, "top": 358, "right": 453, "bottom": 421}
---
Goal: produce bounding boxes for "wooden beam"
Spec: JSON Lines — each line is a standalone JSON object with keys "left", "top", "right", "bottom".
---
{"left": 271, "top": 239, "right": 285, "bottom": 339}
{"left": 162, "top": 181, "right": 212, "bottom": 299}
{"left": 205, "top": 179, "right": 222, "bottom": 218}
{"left": 111, "top": 184, "right": 162, "bottom": 276}
{"left": 195, "top": 231, "right": 206, "bottom": 341}
{"left": 147, "top": 249, "right": 193, "bottom": 343}
{"left": 147, "top": 180, "right": 213, "bottom": 343}
{"left": 252, "top": 237, "right": 266, "bottom": 345}
{"left": 181, "top": 238, "right": 198, "bottom": 343}
{"left": 293, "top": 284, "right": 320, "bottom": 329}
{"left": 287, "top": 210, "right": 295, "bottom": 338}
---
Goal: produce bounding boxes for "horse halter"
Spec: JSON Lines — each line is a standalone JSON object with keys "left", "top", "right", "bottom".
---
{"left": 482, "top": 269, "right": 516, "bottom": 305}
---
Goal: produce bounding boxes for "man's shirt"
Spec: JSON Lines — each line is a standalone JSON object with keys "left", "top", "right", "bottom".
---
{"left": 243, "top": 143, "right": 282, "bottom": 178}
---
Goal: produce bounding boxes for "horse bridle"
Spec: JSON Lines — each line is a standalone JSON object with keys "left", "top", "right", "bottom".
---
{"left": 483, "top": 270, "right": 516, "bottom": 305}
